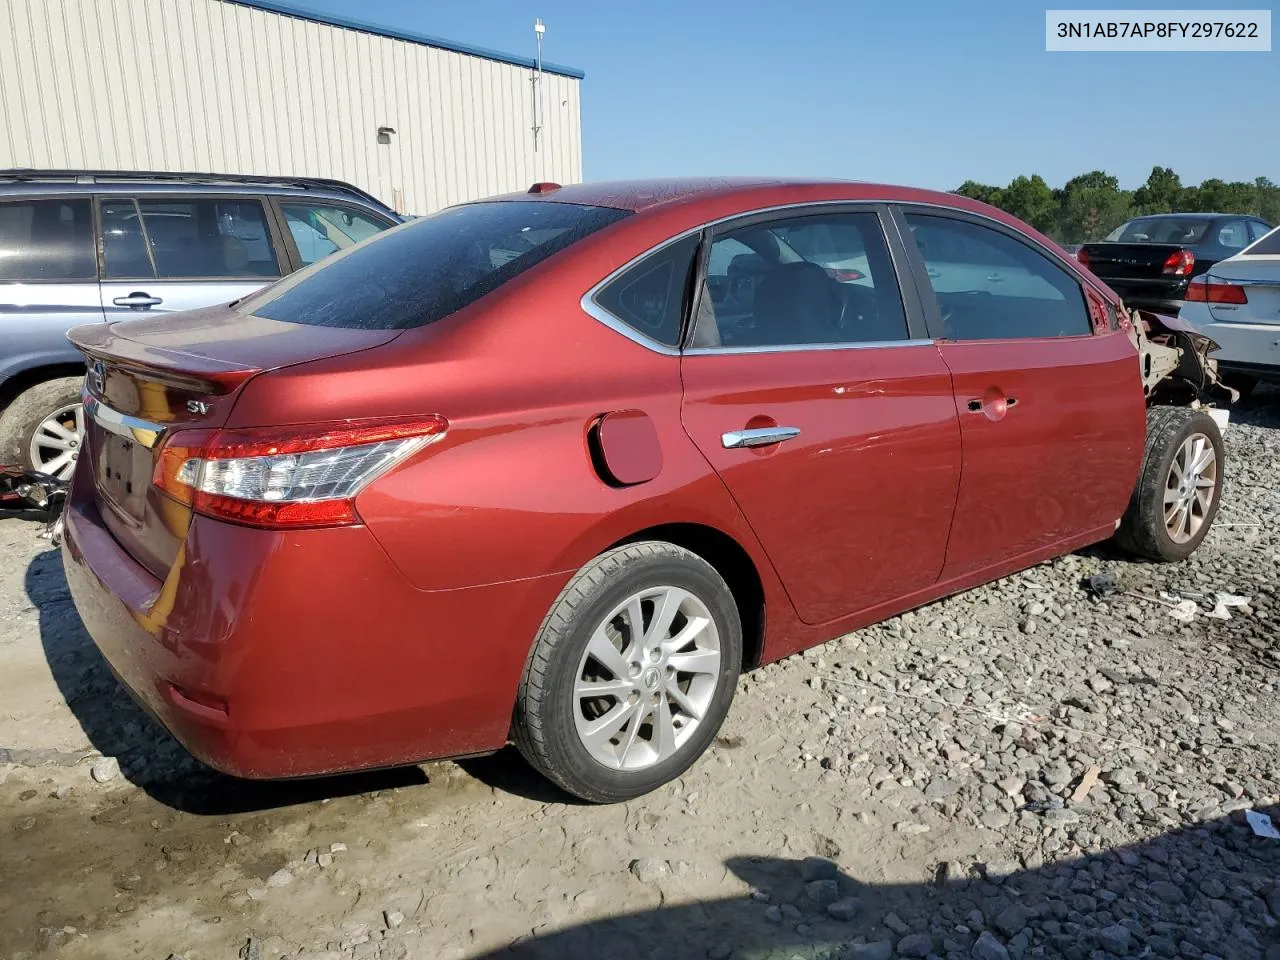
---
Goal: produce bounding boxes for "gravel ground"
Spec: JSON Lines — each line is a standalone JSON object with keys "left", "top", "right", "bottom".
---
{"left": 1, "top": 390, "right": 1278, "bottom": 960}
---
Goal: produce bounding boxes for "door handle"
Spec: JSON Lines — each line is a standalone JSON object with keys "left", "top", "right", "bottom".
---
{"left": 112, "top": 292, "right": 162, "bottom": 308}
{"left": 966, "top": 397, "right": 1018, "bottom": 412}
{"left": 721, "top": 426, "right": 801, "bottom": 449}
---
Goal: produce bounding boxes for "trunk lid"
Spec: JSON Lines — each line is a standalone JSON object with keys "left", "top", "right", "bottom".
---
{"left": 1203, "top": 255, "right": 1280, "bottom": 325}
{"left": 68, "top": 304, "right": 404, "bottom": 578}
{"left": 1080, "top": 242, "right": 1187, "bottom": 281}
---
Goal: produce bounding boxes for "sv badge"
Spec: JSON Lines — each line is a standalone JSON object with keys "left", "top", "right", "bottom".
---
{"left": 187, "top": 399, "right": 211, "bottom": 415}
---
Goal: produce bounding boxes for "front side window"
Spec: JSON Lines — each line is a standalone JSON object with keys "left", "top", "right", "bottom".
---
{"left": 905, "top": 213, "right": 1090, "bottom": 340}
{"left": 245, "top": 200, "right": 630, "bottom": 330}
{"left": 694, "top": 212, "right": 908, "bottom": 348}
{"left": 0, "top": 199, "right": 95, "bottom": 281}
{"left": 101, "top": 198, "right": 280, "bottom": 279}
{"left": 280, "top": 202, "right": 391, "bottom": 266}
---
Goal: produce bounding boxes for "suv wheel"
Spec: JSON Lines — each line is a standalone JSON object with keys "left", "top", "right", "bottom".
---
{"left": 513, "top": 542, "right": 742, "bottom": 803}
{"left": 0, "top": 377, "right": 86, "bottom": 481}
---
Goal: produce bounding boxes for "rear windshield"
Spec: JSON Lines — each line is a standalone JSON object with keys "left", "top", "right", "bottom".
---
{"left": 1244, "top": 227, "right": 1280, "bottom": 256}
{"left": 1104, "top": 218, "right": 1210, "bottom": 244}
{"left": 243, "top": 200, "right": 629, "bottom": 329}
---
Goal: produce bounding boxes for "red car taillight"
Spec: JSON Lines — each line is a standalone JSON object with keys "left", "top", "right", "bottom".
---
{"left": 1185, "top": 276, "right": 1248, "bottom": 304}
{"left": 153, "top": 416, "right": 448, "bottom": 529}
{"left": 1076, "top": 248, "right": 1090, "bottom": 269}
{"left": 1162, "top": 249, "right": 1196, "bottom": 276}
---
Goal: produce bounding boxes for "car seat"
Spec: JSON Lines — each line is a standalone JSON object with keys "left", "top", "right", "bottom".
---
{"left": 750, "top": 262, "right": 842, "bottom": 345}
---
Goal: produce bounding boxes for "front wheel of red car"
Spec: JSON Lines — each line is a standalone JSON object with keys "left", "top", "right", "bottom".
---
{"left": 1114, "top": 406, "right": 1225, "bottom": 562}
{"left": 513, "top": 542, "right": 742, "bottom": 803}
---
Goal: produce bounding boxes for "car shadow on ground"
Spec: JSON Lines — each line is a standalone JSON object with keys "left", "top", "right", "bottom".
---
{"left": 468, "top": 808, "right": 1280, "bottom": 960}
{"left": 1232, "top": 383, "right": 1280, "bottom": 427}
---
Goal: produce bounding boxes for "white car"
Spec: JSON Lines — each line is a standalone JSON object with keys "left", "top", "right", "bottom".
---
{"left": 1178, "top": 225, "right": 1280, "bottom": 393}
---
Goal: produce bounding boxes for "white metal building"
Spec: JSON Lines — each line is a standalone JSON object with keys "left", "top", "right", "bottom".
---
{"left": 0, "top": 0, "right": 584, "bottom": 214}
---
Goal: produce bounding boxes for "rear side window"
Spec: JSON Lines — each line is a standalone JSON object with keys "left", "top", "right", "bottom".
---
{"left": 1216, "top": 220, "right": 1250, "bottom": 250}
{"left": 906, "top": 214, "right": 1090, "bottom": 340}
{"left": 245, "top": 201, "right": 629, "bottom": 330}
{"left": 101, "top": 198, "right": 280, "bottom": 279}
{"left": 593, "top": 235, "right": 698, "bottom": 347}
{"left": 0, "top": 199, "right": 95, "bottom": 281}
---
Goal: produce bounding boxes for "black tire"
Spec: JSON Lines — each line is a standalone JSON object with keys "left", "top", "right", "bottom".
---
{"left": 513, "top": 542, "right": 742, "bottom": 803}
{"left": 1114, "top": 406, "right": 1224, "bottom": 562}
{"left": 0, "top": 377, "right": 84, "bottom": 473}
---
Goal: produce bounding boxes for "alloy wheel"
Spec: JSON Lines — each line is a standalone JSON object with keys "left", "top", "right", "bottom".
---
{"left": 572, "top": 586, "right": 722, "bottom": 771}
{"left": 28, "top": 402, "right": 85, "bottom": 481}
{"left": 1164, "top": 432, "right": 1217, "bottom": 544}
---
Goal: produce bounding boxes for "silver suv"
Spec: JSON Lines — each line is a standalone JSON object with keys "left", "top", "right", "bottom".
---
{"left": 0, "top": 170, "right": 401, "bottom": 479}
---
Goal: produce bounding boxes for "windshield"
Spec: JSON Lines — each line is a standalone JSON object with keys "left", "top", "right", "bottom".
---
{"left": 242, "top": 200, "right": 630, "bottom": 329}
{"left": 1104, "top": 218, "right": 1210, "bottom": 244}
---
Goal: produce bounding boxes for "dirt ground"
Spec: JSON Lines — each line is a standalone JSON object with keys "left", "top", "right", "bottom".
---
{"left": 2, "top": 394, "right": 1280, "bottom": 960}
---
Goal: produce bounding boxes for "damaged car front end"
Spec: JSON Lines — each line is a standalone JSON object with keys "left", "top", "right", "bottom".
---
{"left": 1124, "top": 305, "right": 1237, "bottom": 411}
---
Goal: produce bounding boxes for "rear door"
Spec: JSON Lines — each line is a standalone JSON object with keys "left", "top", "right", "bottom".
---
{"left": 677, "top": 206, "right": 962, "bottom": 626}
{"left": 97, "top": 195, "right": 285, "bottom": 318}
{"left": 0, "top": 196, "right": 103, "bottom": 374}
{"left": 897, "top": 207, "right": 1144, "bottom": 580}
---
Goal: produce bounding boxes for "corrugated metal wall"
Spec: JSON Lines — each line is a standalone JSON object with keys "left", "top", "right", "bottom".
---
{"left": 0, "top": 0, "right": 583, "bottom": 214}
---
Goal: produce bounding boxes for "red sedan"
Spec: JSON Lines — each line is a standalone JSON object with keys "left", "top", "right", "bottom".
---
{"left": 61, "top": 178, "right": 1228, "bottom": 802}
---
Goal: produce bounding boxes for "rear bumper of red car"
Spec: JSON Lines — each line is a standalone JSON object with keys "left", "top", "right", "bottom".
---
{"left": 61, "top": 480, "right": 568, "bottom": 779}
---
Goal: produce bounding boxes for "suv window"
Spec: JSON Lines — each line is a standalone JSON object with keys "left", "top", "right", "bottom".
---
{"left": 245, "top": 201, "right": 630, "bottom": 330}
{"left": 1247, "top": 220, "right": 1271, "bottom": 243}
{"left": 100, "top": 198, "right": 280, "bottom": 279}
{"left": 280, "top": 202, "right": 391, "bottom": 266}
{"left": 905, "top": 214, "right": 1090, "bottom": 340}
{"left": 593, "top": 235, "right": 698, "bottom": 347}
{"left": 0, "top": 199, "right": 95, "bottom": 281}
{"left": 695, "top": 212, "right": 908, "bottom": 348}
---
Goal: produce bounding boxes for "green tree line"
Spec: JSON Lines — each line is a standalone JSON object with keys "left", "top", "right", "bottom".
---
{"left": 952, "top": 167, "right": 1280, "bottom": 244}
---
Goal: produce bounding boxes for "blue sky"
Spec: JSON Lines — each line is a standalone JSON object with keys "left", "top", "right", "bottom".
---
{"left": 298, "top": 0, "right": 1278, "bottom": 191}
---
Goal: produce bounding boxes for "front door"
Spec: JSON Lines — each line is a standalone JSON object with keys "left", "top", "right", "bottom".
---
{"left": 679, "top": 208, "right": 962, "bottom": 626}
{"left": 97, "top": 196, "right": 283, "bottom": 319}
{"left": 898, "top": 209, "right": 1145, "bottom": 580}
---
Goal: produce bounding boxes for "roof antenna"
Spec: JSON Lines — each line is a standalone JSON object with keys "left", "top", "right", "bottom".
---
{"left": 532, "top": 19, "right": 545, "bottom": 153}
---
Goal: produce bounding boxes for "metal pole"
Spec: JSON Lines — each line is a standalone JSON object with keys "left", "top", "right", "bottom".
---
{"left": 532, "top": 19, "right": 545, "bottom": 153}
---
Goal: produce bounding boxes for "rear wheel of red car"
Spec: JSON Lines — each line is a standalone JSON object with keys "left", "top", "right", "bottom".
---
{"left": 513, "top": 542, "right": 742, "bottom": 803}
{"left": 1114, "top": 406, "right": 1224, "bottom": 562}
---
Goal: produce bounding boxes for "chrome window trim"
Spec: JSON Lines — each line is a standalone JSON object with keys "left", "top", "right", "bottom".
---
{"left": 580, "top": 195, "right": 1101, "bottom": 356}
{"left": 83, "top": 394, "right": 166, "bottom": 449}
{"left": 579, "top": 294, "right": 683, "bottom": 357}
{"left": 685, "top": 338, "right": 935, "bottom": 357}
